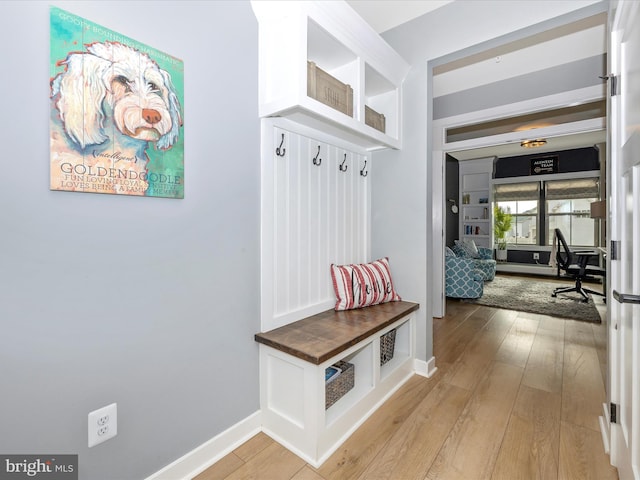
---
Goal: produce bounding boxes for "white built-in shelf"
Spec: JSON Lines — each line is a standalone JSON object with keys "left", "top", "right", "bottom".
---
{"left": 459, "top": 158, "right": 495, "bottom": 249}
{"left": 251, "top": 1, "right": 409, "bottom": 150}
{"left": 463, "top": 203, "right": 490, "bottom": 208}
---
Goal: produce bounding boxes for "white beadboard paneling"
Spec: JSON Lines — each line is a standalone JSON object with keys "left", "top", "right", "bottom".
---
{"left": 273, "top": 126, "right": 290, "bottom": 316}
{"left": 335, "top": 149, "right": 348, "bottom": 265}
{"left": 299, "top": 138, "right": 312, "bottom": 308}
{"left": 262, "top": 119, "right": 370, "bottom": 331}
{"left": 355, "top": 152, "right": 368, "bottom": 261}
{"left": 287, "top": 132, "right": 302, "bottom": 312}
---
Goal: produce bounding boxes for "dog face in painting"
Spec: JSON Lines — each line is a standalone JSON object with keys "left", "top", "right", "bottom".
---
{"left": 51, "top": 41, "right": 182, "bottom": 151}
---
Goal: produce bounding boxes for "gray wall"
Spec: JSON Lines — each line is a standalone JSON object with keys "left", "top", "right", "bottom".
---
{"left": 0, "top": 2, "right": 260, "bottom": 479}
{"left": 371, "top": 63, "right": 431, "bottom": 361}
{"left": 433, "top": 54, "right": 606, "bottom": 120}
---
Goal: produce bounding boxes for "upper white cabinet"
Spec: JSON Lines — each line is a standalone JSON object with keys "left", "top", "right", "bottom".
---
{"left": 251, "top": 1, "right": 410, "bottom": 150}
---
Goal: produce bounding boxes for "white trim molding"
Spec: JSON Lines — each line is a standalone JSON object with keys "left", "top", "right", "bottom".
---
{"left": 431, "top": 84, "right": 606, "bottom": 151}
{"left": 431, "top": 85, "right": 606, "bottom": 318}
{"left": 414, "top": 356, "right": 438, "bottom": 378}
{"left": 145, "top": 356, "right": 440, "bottom": 478}
{"left": 145, "top": 411, "right": 262, "bottom": 480}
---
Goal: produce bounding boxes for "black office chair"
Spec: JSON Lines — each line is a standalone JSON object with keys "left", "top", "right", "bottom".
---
{"left": 552, "top": 228, "right": 605, "bottom": 302}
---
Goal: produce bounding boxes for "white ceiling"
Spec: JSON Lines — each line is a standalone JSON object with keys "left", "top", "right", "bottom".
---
{"left": 346, "top": 1, "right": 453, "bottom": 34}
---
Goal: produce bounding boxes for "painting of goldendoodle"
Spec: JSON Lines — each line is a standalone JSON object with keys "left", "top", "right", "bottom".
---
{"left": 50, "top": 7, "right": 184, "bottom": 198}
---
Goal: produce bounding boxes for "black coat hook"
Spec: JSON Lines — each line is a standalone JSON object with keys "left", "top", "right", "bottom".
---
{"left": 339, "top": 153, "right": 348, "bottom": 172}
{"left": 313, "top": 145, "right": 322, "bottom": 166}
{"left": 360, "top": 160, "right": 368, "bottom": 177}
{"left": 276, "top": 133, "right": 285, "bottom": 157}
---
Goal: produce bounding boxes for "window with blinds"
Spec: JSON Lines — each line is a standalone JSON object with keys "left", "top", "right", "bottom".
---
{"left": 546, "top": 178, "right": 599, "bottom": 246}
{"left": 494, "top": 182, "right": 540, "bottom": 245}
{"left": 493, "top": 177, "right": 599, "bottom": 247}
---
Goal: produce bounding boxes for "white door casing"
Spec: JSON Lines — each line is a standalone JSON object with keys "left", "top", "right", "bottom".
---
{"left": 431, "top": 84, "right": 605, "bottom": 318}
{"left": 608, "top": 1, "right": 640, "bottom": 478}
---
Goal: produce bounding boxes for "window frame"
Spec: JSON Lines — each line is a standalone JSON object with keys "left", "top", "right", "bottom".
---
{"left": 491, "top": 172, "right": 600, "bottom": 248}
{"left": 495, "top": 200, "right": 540, "bottom": 246}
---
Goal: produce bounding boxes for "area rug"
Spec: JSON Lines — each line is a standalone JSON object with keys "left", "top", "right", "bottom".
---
{"left": 464, "top": 275, "right": 602, "bottom": 323}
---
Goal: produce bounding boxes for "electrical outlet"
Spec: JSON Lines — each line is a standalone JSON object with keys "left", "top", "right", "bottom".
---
{"left": 88, "top": 403, "right": 117, "bottom": 447}
{"left": 97, "top": 414, "right": 109, "bottom": 426}
{"left": 533, "top": 252, "right": 540, "bottom": 260}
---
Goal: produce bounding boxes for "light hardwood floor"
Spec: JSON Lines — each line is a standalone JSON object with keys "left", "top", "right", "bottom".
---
{"left": 196, "top": 287, "right": 617, "bottom": 480}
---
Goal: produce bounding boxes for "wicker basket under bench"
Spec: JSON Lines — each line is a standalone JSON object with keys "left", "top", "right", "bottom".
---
{"left": 255, "top": 301, "right": 419, "bottom": 468}
{"left": 325, "top": 360, "right": 354, "bottom": 409}
{"left": 380, "top": 328, "right": 396, "bottom": 365}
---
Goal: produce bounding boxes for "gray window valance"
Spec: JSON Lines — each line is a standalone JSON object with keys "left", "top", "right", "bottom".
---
{"left": 545, "top": 178, "right": 599, "bottom": 199}
{"left": 494, "top": 182, "right": 539, "bottom": 201}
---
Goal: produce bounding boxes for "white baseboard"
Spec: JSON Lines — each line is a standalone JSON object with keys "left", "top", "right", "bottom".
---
{"left": 414, "top": 356, "right": 437, "bottom": 378}
{"left": 145, "top": 411, "right": 262, "bottom": 480}
{"left": 147, "top": 358, "right": 439, "bottom": 478}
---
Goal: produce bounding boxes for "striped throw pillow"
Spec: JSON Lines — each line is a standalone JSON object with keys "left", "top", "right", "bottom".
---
{"left": 331, "top": 258, "right": 401, "bottom": 311}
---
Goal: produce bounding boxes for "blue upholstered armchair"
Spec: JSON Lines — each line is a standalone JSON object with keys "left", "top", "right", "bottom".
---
{"left": 451, "top": 242, "right": 497, "bottom": 281}
{"left": 445, "top": 250, "right": 485, "bottom": 299}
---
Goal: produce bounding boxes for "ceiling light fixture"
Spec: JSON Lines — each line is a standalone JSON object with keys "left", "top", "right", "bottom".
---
{"left": 520, "top": 139, "right": 547, "bottom": 148}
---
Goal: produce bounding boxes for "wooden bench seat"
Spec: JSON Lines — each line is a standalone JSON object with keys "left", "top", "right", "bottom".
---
{"left": 255, "top": 301, "right": 419, "bottom": 365}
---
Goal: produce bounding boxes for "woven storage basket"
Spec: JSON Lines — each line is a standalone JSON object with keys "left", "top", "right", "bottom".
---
{"left": 307, "top": 61, "right": 354, "bottom": 117}
{"left": 325, "top": 360, "right": 354, "bottom": 409}
{"left": 380, "top": 329, "right": 397, "bottom": 366}
{"left": 365, "top": 105, "right": 386, "bottom": 133}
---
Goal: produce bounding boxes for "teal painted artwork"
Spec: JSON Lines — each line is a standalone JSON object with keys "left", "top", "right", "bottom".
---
{"left": 50, "top": 7, "right": 184, "bottom": 198}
